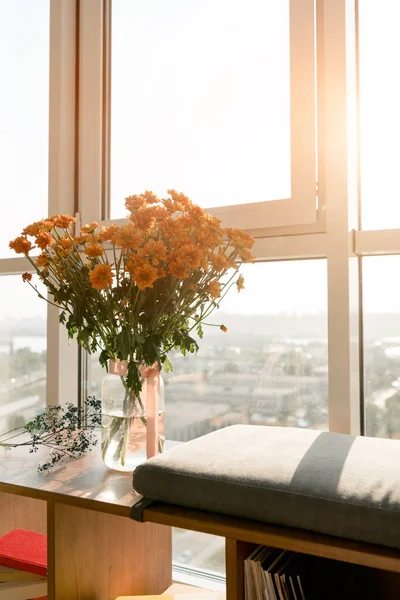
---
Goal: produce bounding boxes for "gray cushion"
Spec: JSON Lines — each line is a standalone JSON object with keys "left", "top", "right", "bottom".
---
{"left": 132, "top": 425, "right": 400, "bottom": 549}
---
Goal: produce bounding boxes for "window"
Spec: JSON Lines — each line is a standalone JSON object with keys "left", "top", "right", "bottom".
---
{"left": 166, "top": 260, "right": 328, "bottom": 442}
{"left": 110, "top": 0, "right": 318, "bottom": 229}
{"left": 0, "top": 1, "right": 50, "bottom": 257}
{"left": 0, "top": 276, "right": 47, "bottom": 432}
{"left": 359, "top": 0, "right": 400, "bottom": 230}
{"left": 363, "top": 257, "right": 400, "bottom": 439}
{"left": 5, "top": 0, "right": 400, "bottom": 590}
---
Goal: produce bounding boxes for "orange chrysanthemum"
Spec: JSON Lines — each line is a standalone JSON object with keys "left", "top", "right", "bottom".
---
{"left": 85, "top": 243, "right": 104, "bottom": 258}
{"left": 22, "top": 272, "right": 32, "bottom": 283}
{"left": 140, "top": 239, "right": 167, "bottom": 265}
{"left": 99, "top": 224, "right": 118, "bottom": 243}
{"left": 9, "top": 236, "right": 33, "bottom": 255}
{"left": 167, "top": 189, "right": 192, "bottom": 211}
{"left": 89, "top": 263, "right": 113, "bottom": 290}
{"left": 113, "top": 224, "right": 143, "bottom": 250}
{"left": 134, "top": 264, "right": 159, "bottom": 290}
{"left": 35, "top": 231, "right": 54, "bottom": 250}
{"left": 209, "top": 249, "right": 230, "bottom": 272}
{"left": 225, "top": 227, "right": 254, "bottom": 249}
{"left": 237, "top": 274, "right": 245, "bottom": 292}
{"left": 132, "top": 207, "right": 157, "bottom": 232}
{"left": 36, "top": 252, "right": 49, "bottom": 267}
{"left": 53, "top": 214, "right": 76, "bottom": 229}
{"left": 125, "top": 194, "right": 146, "bottom": 212}
{"left": 181, "top": 244, "right": 204, "bottom": 269}
{"left": 238, "top": 248, "right": 255, "bottom": 263}
{"left": 168, "top": 259, "right": 190, "bottom": 279}
{"left": 208, "top": 279, "right": 221, "bottom": 299}
{"left": 22, "top": 221, "right": 45, "bottom": 237}
{"left": 143, "top": 190, "right": 159, "bottom": 204}
{"left": 81, "top": 221, "right": 100, "bottom": 234}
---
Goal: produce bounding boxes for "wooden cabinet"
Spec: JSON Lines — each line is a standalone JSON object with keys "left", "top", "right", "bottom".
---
{"left": 0, "top": 447, "right": 172, "bottom": 600}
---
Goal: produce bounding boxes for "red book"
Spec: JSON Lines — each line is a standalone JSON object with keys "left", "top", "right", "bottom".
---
{"left": 0, "top": 529, "right": 47, "bottom": 577}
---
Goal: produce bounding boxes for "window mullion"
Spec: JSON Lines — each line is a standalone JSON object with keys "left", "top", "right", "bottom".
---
{"left": 322, "top": 0, "right": 361, "bottom": 434}
{"left": 46, "top": 0, "right": 79, "bottom": 407}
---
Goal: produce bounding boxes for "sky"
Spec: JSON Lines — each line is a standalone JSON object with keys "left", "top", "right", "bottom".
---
{"left": 1, "top": 0, "right": 400, "bottom": 319}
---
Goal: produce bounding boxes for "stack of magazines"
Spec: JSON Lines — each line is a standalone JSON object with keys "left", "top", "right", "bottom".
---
{"left": 245, "top": 546, "right": 307, "bottom": 600}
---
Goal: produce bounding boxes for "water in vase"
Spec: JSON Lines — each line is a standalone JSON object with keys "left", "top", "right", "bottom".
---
{"left": 101, "top": 408, "right": 165, "bottom": 472}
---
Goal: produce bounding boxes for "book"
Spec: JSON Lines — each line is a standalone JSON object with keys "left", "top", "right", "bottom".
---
{"left": 0, "top": 529, "right": 47, "bottom": 577}
{"left": 0, "top": 578, "right": 47, "bottom": 600}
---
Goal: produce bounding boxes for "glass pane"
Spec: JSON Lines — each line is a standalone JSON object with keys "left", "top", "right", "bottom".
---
{"left": 0, "top": 1, "right": 50, "bottom": 257}
{"left": 111, "top": 0, "right": 291, "bottom": 217}
{"left": 363, "top": 256, "right": 400, "bottom": 438}
{"left": 0, "top": 275, "right": 47, "bottom": 433}
{"left": 359, "top": 1, "right": 400, "bottom": 229}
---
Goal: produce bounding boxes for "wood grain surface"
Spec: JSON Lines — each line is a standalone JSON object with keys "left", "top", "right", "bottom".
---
{"left": 0, "top": 440, "right": 139, "bottom": 517}
{"left": 53, "top": 503, "right": 172, "bottom": 599}
{"left": 143, "top": 503, "right": 400, "bottom": 574}
{"left": 0, "top": 492, "right": 46, "bottom": 536}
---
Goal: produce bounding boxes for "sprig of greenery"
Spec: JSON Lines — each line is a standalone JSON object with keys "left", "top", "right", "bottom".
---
{"left": 0, "top": 397, "right": 101, "bottom": 473}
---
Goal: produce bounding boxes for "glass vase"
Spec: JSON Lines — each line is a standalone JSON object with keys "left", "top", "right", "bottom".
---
{"left": 101, "top": 360, "right": 165, "bottom": 472}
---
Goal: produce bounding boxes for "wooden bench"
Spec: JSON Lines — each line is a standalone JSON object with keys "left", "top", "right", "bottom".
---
{"left": 131, "top": 425, "right": 400, "bottom": 599}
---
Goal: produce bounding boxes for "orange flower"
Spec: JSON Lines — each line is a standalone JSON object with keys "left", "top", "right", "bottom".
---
{"left": 143, "top": 190, "right": 159, "bottom": 204}
{"left": 125, "top": 194, "right": 146, "bottom": 212}
{"left": 162, "top": 198, "right": 176, "bottom": 213}
{"left": 22, "top": 272, "right": 32, "bottom": 283}
{"left": 134, "top": 264, "right": 159, "bottom": 290}
{"left": 159, "top": 218, "right": 178, "bottom": 237}
{"left": 89, "top": 264, "right": 113, "bottom": 290}
{"left": 35, "top": 231, "right": 54, "bottom": 250}
{"left": 36, "top": 252, "right": 49, "bottom": 267}
{"left": 208, "top": 279, "right": 221, "bottom": 299}
{"left": 99, "top": 225, "right": 118, "bottom": 243}
{"left": 195, "top": 225, "right": 222, "bottom": 248}
{"left": 167, "top": 189, "right": 192, "bottom": 211}
{"left": 85, "top": 243, "right": 104, "bottom": 258}
{"left": 134, "top": 207, "right": 157, "bottom": 232}
{"left": 209, "top": 249, "right": 230, "bottom": 272}
{"left": 113, "top": 224, "right": 143, "bottom": 250}
{"left": 9, "top": 236, "right": 33, "bottom": 255}
{"left": 81, "top": 221, "right": 99, "bottom": 234}
{"left": 225, "top": 228, "right": 254, "bottom": 249}
{"left": 148, "top": 205, "right": 168, "bottom": 222}
{"left": 237, "top": 274, "right": 245, "bottom": 292}
{"left": 140, "top": 239, "right": 167, "bottom": 265}
{"left": 239, "top": 248, "right": 255, "bottom": 263}
{"left": 53, "top": 214, "right": 76, "bottom": 229}
{"left": 181, "top": 244, "right": 204, "bottom": 269}
{"left": 168, "top": 259, "right": 190, "bottom": 279}
{"left": 220, "top": 324, "right": 228, "bottom": 333}
{"left": 174, "top": 214, "right": 195, "bottom": 229}
{"left": 55, "top": 238, "right": 73, "bottom": 256}
{"left": 203, "top": 213, "right": 221, "bottom": 228}
{"left": 42, "top": 218, "right": 55, "bottom": 231}
{"left": 22, "top": 220, "right": 45, "bottom": 237}
{"left": 188, "top": 204, "right": 205, "bottom": 220}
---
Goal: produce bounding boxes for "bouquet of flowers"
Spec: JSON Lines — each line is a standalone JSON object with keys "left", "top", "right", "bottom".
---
{"left": 10, "top": 189, "right": 254, "bottom": 392}
{"left": 10, "top": 190, "right": 254, "bottom": 468}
